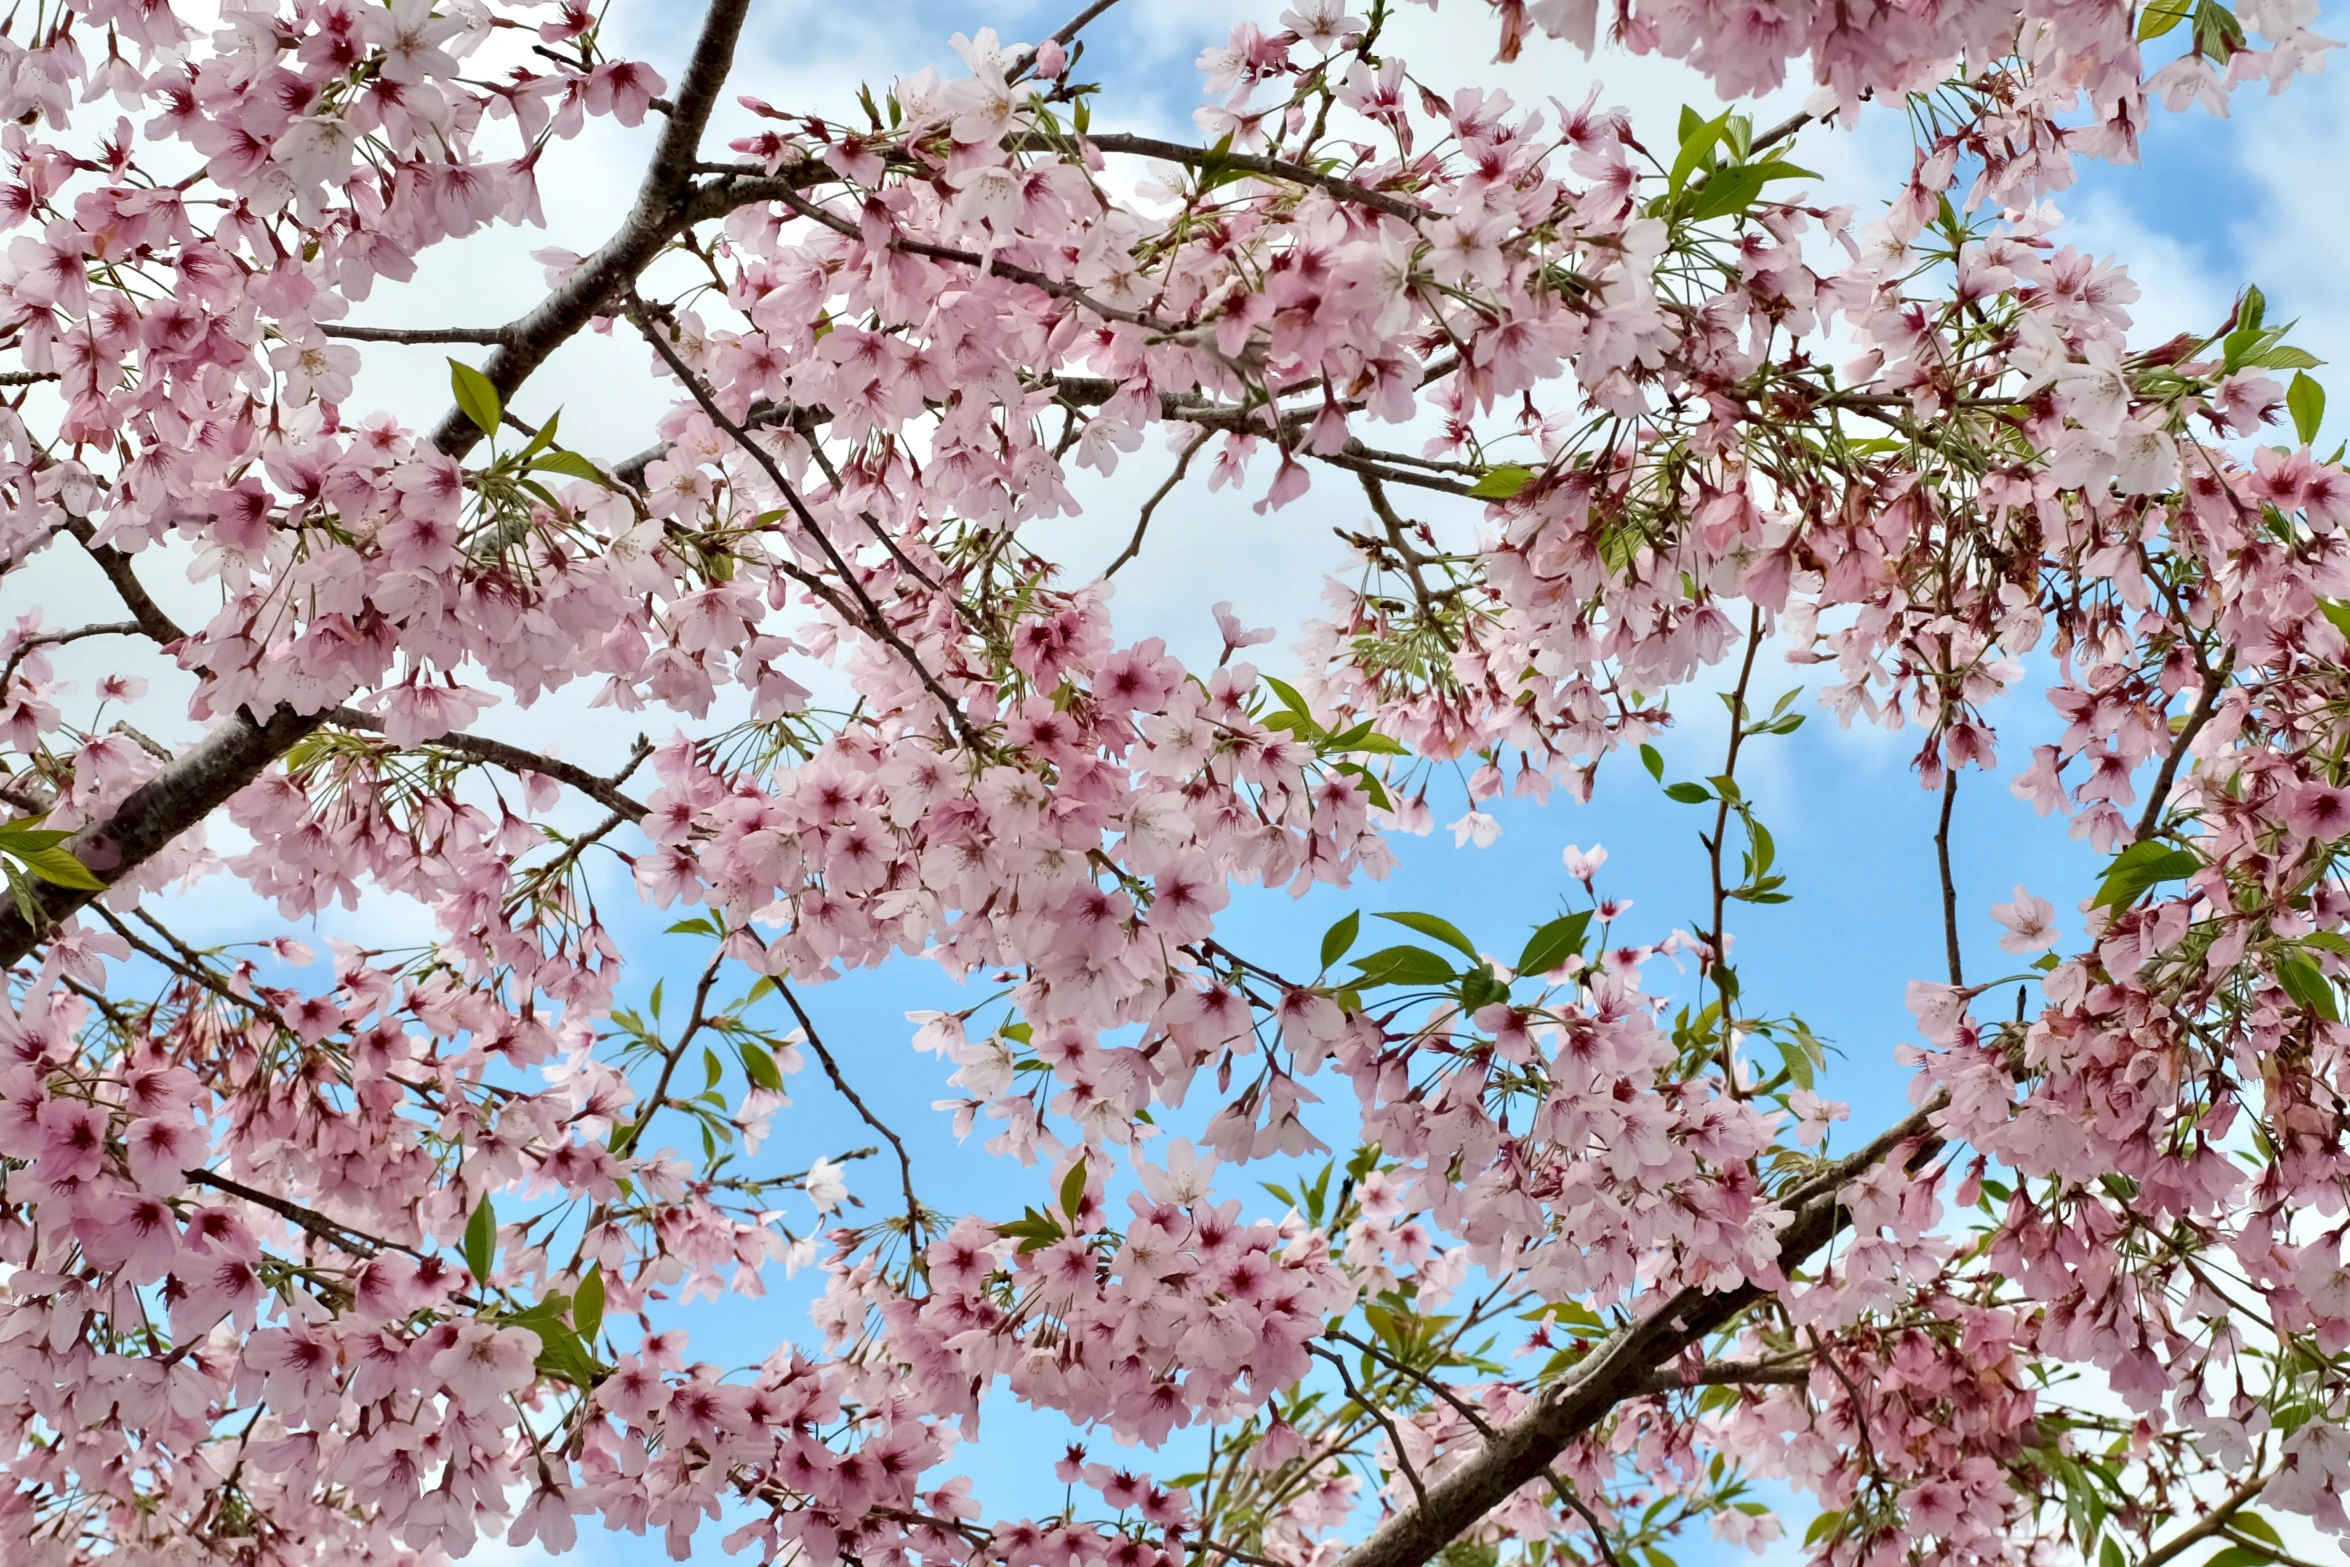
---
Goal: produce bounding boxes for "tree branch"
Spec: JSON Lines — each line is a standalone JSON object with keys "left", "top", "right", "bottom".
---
{"left": 62, "top": 518, "right": 187, "bottom": 645}
{"left": 426, "top": 0, "right": 755, "bottom": 459}
{"left": 0, "top": 703, "right": 328, "bottom": 965}
{"left": 322, "top": 324, "right": 515, "bottom": 345}
{"left": 1104, "top": 430, "right": 1209, "bottom": 577}
{"left": 0, "top": 0, "right": 766, "bottom": 965}
{"left": 772, "top": 979, "right": 927, "bottom": 1245}
{"left": 2142, "top": 1472, "right": 2267, "bottom": 1567}
{"left": 1322, "top": 1102, "right": 1945, "bottom": 1567}
{"left": 325, "top": 708, "right": 649, "bottom": 819}
{"left": 1042, "top": 131, "right": 1428, "bottom": 224}
{"left": 626, "top": 304, "right": 990, "bottom": 753}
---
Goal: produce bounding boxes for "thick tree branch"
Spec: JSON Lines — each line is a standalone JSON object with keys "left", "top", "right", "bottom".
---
{"left": 2142, "top": 1472, "right": 2267, "bottom": 1567}
{"left": 0, "top": 704, "right": 327, "bottom": 965}
{"left": 427, "top": 0, "right": 755, "bottom": 459}
{"left": 1322, "top": 1102, "right": 1945, "bottom": 1567}
{"left": 0, "top": 0, "right": 765, "bottom": 966}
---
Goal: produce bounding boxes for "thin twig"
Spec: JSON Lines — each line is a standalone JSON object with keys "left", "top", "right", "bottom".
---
{"left": 1105, "top": 430, "right": 1210, "bottom": 577}
{"left": 326, "top": 708, "right": 649, "bottom": 819}
{"left": 626, "top": 304, "right": 989, "bottom": 753}
{"left": 773, "top": 979, "right": 927, "bottom": 1244}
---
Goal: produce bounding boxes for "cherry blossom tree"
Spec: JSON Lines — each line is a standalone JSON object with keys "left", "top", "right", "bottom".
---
{"left": 0, "top": 0, "right": 2346, "bottom": 1563}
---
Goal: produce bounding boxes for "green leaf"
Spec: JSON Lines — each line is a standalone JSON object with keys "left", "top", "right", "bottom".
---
{"left": 995, "top": 1209, "right": 1065, "bottom": 1251}
{"left": 534, "top": 449, "right": 610, "bottom": 484}
{"left": 573, "top": 1264, "right": 605, "bottom": 1342}
{"left": 2323, "top": 599, "right": 2350, "bottom": 643}
{"left": 1685, "top": 164, "right": 1767, "bottom": 223}
{"left": 2231, "top": 1516, "right": 2285, "bottom": 1549}
{"left": 463, "top": 1194, "right": 497, "bottom": 1285}
{"left": 2290, "top": 371, "right": 2328, "bottom": 445}
{"left": 2099, "top": 1537, "right": 2124, "bottom": 1567}
{"left": 8, "top": 843, "right": 104, "bottom": 891}
{"left": 2204, "top": 1549, "right": 2275, "bottom": 1567}
{"left": 517, "top": 410, "right": 559, "bottom": 463}
{"left": 532, "top": 1320, "right": 603, "bottom": 1389}
{"left": 2248, "top": 344, "right": 2322, "bottom": 371}
{"left": 1059, "top": 1162, "right": 1088, "bottom": 1222}
{"left": 448, "top": 358, "right": 503, "bottom": 439}
{"left": 2276, "top": 952, "right": 2339, "bottom": 1021}
{"left": 1774, "top": 1034, "right": 1815, "bottom": 1091}
{"left": 738, "top": 1040, "right": 784, "bottom": 1092}
{"left": 2138, "top": 0, "right": 2192, "bottom": 36}
{"left": 1321, "top": 910, "right": 1362, "bottom": 970}
{"left": 1638, "top": 744, "right": 1665, "bottom": 782}
{"left": 1516, "top": 911, "right": 1593, "bottom": 978}
{"left": 1668, "top": 107, "right": 1732, "bottom": 194}
{"left": 1458, "top": 965, "right": 1510, "bottom": 1011}
{"left": 2092, "top": 840, "right": 2203, "bottom": 909}
{"left": 1264, "top": 675, "right": 1314, "bottom": 720}
{"left": 1195, "top": 129, "right": 1238, "bottom": 190}
{"left": 1663, "top": 781, "right": 1714, "bottom": 805}
{"left": 1335, "top": 730, "right": 1409, "bottom": 755}
{"left": 666, "top": 916, "right": 718, "bottom": 937}
{"left": 1469, "top": 465, "right": 1533, "bottom": 500}
{"left": 1350, "top": 944, "right": 1460, "bottom": 988}
{"left": 1376, "top": 911, "right": 1480, "bottom": 961}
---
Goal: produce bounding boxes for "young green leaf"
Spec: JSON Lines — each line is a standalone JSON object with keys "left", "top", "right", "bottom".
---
{"left": 7, "top": 842, "right": 104, "bottom": 891}
{"left": 1059, "top": 1162, "right": 1088, "bottom": 1221}
{"left": 1515, "top": 911, "right": 1592, "bottom": 978}
{"left": 1375, "top": 910, "right": 1480, "bottom": 961}
{"left": 463, "top": 1194, "right": 497, "bottom": 1285}
{"left": 1469, "top": 465, "right": 1533, "bottom": 500}
{"left": 2091, "top": 840, "right": 2203, "bottom": 909}
{"left": 535, "top": 449, "right": 610, "bottom": 484}
{"left": 2137, "top": 0, "right": 2192, "bottom": 37}
{"left": 531, "top": 1320, "right": 603, "bottom": 1389}
{"left": 448, "top": 358, "right": 503, "bottom": 438}
{"left": 1667, "top": 106, "right": 1733, "bottom": 194}
{"left": 2290, "top": 370, "right": 2326, "bottom": 446}
{"left": 1774, "top": 1034, "right": 1815, "bottom": 1091}
{"left": 2275, "top": 952, "right": 2339, "bottom": 1021}
{"left": 1349, "top": 944, "right": 1461, "bottom": 987}
{"left": 738, "top": 1039, "right": 784, "bottom": 1093}
{"left": 570, "top": 1266, "right": 606, "bottom": 1342}
{"left": 1321, "top": 910, "right": 1362, "bottom": 969}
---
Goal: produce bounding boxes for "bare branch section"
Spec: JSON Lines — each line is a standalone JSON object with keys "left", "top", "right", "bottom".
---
{"left": 1325, "top": 1103, "right": 1946, "bottom": 1567}
{"left": 322, "top": 324, "right": 515, "bottom": 345}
